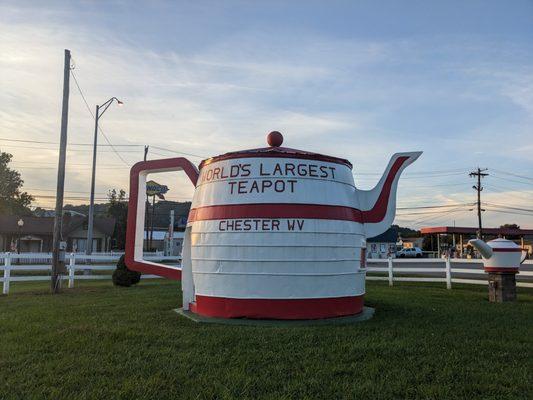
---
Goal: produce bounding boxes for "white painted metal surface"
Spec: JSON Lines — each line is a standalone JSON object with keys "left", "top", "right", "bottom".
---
{"left": 187, "top": 153, "right": 420, "bottom": 302}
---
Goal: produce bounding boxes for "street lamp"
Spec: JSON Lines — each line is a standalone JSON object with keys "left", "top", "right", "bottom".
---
{"left": 17, "top": 218, "right": 24, "bottom": 258}
{"left": 86, "top": 97, "right": 123, "bottom": 255}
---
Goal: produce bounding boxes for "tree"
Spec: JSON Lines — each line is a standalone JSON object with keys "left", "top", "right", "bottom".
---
{"left": 500, "top": 224, "right": 520, "bottom": 230}
{"left": 107, "top": 189, "right": 128, "bottom": 250}
{"left": 392, "top": 225, "right": 421, "bottom": 238}
{"left": 0, "top": 152, "right": 33, "bottom": 216}
{"left": 500, "top": 223, "right": 520, "bottom": 239}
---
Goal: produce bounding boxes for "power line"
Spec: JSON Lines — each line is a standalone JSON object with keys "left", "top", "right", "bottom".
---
{"left": 491, "top": 168, "right": 533, "bottom": 182}
{"left": 150, "top": 146, "right": 206, "bottom": 159}
{"left": 397, "top": 208, "right": 471, "bottom": 216}
{"left": 0, "top": 144, "right": 142, "bottom": 153}
{"left": 1, "top": 138, "right": 204, "bottom": 158}
{"left": 397, "top": 207, "right": 470, "bottom": 226}
{"left": 490, "top": 174, "right": 533, "bottom": 186}
{"left": 397, "top": 203, "right": 474, "bottom": 210}
{"left": 355, "top": 167, "right": 468, "bottom": 176}
{"left": 355, "top": 171, "right": 466, "bottom": 180}
{"left": 484, "top": 184, "right": 533, "bottom": 200}
{"left": 8, "top": 166, "right": 130, "bottom": 170}
{"left": 483, "top": 202, "right": 533, "bottom": 213}
{"left": 399, "top": 182, "right": 471, "bottom": 189}
{"left": 0, "top": 137, "right": 142, "bottom": 147}
{"left": 12, "top": 161, "right": 125, "bottom": 166}
{"left": 484, "top": 208, "right": 533, "bottom": 217}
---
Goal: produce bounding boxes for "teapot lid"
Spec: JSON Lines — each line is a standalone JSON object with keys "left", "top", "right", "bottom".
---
{"left": 199, "top": 131, "right": 353, "bottom": 169}
{"left": 487, "top": 238, "right": 521, "bottom": 250}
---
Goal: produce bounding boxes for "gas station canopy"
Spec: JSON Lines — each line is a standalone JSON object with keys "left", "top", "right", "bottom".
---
{"left": 420, "top": 226, "right": 533, "bottom": 236}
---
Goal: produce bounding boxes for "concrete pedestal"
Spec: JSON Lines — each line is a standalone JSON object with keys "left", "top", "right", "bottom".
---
{"left": 487, "top": 272, "right": 517, "bottom": 302}
{"left": 175, "top": 306, "right": 375, "bottom": 326}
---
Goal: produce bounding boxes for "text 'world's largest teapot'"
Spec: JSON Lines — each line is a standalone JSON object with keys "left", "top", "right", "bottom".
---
{"left": 126, "top": 132, "right": 421, "bottom": 319}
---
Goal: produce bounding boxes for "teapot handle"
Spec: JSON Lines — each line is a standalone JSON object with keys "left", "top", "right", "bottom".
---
{"left": 521, "top": 249, "right": 529, "bottom": 264}
{"left": 125, "top": 157, "right": 199, "bottom": 279}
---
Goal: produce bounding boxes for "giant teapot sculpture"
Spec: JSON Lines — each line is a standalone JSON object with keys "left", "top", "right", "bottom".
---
{"left": 469, "top": 238, "right": 528, "bottom": 273}
{"left": 126, "top": 132, "right": 421, "bottom": 319}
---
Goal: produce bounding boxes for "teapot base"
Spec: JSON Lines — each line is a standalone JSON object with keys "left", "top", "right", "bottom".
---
{"left": 188, "top": 294, "right": 364, "bottom": 320}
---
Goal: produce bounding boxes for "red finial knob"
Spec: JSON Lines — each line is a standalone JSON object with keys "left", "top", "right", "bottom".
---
{"left": 267, "top": 131, "right": 283, "bottom": 147}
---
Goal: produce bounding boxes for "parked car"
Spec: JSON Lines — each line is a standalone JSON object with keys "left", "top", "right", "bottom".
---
{"left": 397, "top": 247, "right": 423, "bottom": 258}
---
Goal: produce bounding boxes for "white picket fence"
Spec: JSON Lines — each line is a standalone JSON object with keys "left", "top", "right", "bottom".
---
{"left": 1, "top": 253, "right": 532, "bottom": 295}
{"left": 0, "top": 252, "right": 181, "bottom": 295}
{"left": 366, "top": 258, "right": 533, "bottom": 288}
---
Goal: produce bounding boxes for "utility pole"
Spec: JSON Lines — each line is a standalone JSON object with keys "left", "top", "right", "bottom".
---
{"left": 168, "top": 210, "right": 175, "bottom": 256}
{"left": 150, "top": 195, "right": 156, "bottom": 250}
{"left": 470, "top": 168, "right": 488, "bottom": 239}
{"left": 143, "top": 145, "right": 149, "bottom": 251}
{"left": 51, "top": 49, "right": 71, "bottom": 293}
{"left": 86, "top": 104, "right": 100, "bottom": 256}
{"left": 86, "top": 97, "right": 122, "bottom": 255}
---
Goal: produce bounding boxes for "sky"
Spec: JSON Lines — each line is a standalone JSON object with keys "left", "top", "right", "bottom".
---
{"left": 1, "top": 0, "right": 532, "bottom": 229}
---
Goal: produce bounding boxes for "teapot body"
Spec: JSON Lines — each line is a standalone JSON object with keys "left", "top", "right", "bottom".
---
{"left": 187, "top": 154, "right": 366, "bottom": 319}
{"left": 480, "top": 238, "right": 524, "bottom": 273}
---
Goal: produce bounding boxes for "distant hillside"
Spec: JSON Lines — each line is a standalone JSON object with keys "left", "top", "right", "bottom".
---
{"left": 392, "top": 225, "right": 420, "bottom": 237}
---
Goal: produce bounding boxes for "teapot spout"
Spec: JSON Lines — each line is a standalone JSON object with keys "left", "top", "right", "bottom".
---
{"left": 468, "top": 239, "right": 493, "bottom": 259}
{"left": 354, "top": 152, "right": 422, "bottom": 238}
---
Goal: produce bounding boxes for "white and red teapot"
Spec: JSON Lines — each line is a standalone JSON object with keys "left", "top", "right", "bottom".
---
{"left": 469, "top": 238, "right": 528, "bottom": 273}
{"left": 126, "top": 132, "right": 421, "bottom": 319}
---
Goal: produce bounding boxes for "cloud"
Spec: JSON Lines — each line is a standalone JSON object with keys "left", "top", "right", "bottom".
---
{"left": 1, "top": 3, "right": 532, "bottom": 227}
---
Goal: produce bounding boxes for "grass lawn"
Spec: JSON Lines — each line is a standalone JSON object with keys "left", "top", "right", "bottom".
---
{"left": 0, "top": 280, "right": 531, "bottom": 400}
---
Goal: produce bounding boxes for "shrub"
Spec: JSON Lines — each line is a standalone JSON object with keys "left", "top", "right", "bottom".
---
{"left": 112, "top": 255, "right": 141, "bottom": 287}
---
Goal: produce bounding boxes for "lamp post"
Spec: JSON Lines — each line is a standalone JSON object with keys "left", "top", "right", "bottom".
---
{"left": 17, "top": 218, "right": 24, "bottom": 264}
{"left": 17, "top": 218, "right": 24, "bottom": 253}
{"left": 86, "top": 97, "right": 123, "bottom": 255}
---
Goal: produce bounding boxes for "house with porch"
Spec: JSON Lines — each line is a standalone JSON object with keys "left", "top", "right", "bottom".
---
{"left": 0, "top": 215, "right": 115, "bottom": 253}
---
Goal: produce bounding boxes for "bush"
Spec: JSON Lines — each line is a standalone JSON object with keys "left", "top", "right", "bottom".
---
{"left": 112, "top": 255, "right": 141, "bottom": 287}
